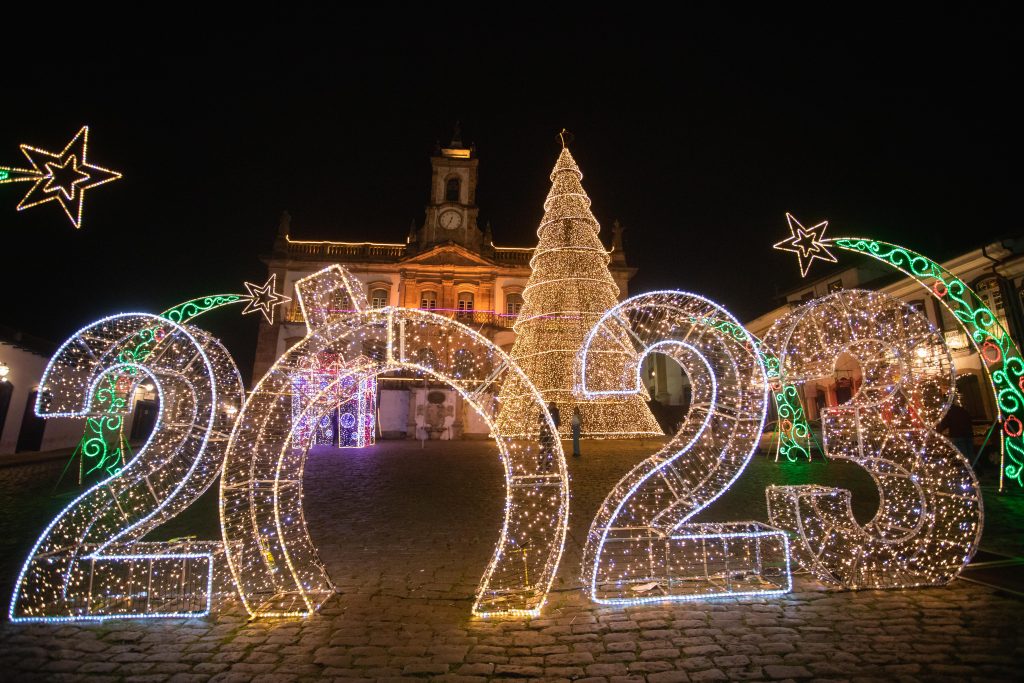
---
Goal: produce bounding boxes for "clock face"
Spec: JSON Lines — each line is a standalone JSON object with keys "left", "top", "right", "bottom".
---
{"left": 439, "top": 210, "right": 462, "bottom": 230}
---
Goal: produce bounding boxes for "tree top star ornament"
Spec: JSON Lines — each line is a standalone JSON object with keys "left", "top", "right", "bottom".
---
{"left": 242, "top": 274, "right": 292, "bottom": 324}
{"left": 1, "top": 126, "right": 121, "bottom": 229}
{"left": 773, "top": 212, "right": 837, "bottom": 277}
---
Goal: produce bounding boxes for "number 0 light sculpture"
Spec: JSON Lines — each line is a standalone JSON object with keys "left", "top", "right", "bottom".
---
{"left": 220, "top": 265, "right": 569, "bottom": 618}
{"left": 579, "top": 291, "right": 791, "bottom": 604}
{"left": 764, "top": 289, "right": 983, "bottom": 588}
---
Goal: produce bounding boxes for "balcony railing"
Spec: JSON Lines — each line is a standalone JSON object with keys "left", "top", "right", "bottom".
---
{"left": 492, "top": 248, "right": 532, "bottom": 266}
{"left": 286, "top": 241, "right": 407, "bottom": 260}
{"left": 285, "top": 304, "right": 517, "bottom": 329}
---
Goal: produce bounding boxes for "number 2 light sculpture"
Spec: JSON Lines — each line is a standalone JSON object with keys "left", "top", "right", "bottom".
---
{"left": 764, "top": 289, "right": 983, "bottom": 588}
{"left": 219, "top": 265, "right": 569, "bottom": 618}
{"left": 9, "top": 315, "right": 244, "bottom": 621}
{"left": 578, "top": 291, "right": 792, "bottom": 604}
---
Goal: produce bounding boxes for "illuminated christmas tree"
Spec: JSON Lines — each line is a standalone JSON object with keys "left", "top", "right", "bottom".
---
{"left": 496, "top": 142, "right": 662, "bottom": 439}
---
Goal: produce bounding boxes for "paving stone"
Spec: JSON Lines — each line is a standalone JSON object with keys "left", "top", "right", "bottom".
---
{"left": 0, "top": 443, "right": 1020, "bottom": 682}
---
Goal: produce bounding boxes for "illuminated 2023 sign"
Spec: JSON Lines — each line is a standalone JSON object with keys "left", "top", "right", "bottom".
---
{"left": 8, "top": 266, "right": 984, "bottom": 622}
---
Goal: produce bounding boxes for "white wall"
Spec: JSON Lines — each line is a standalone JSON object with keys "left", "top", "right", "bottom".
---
{"left": 0, "top": 342, "right": 83, "bottom": 455}
{"left": 378, "top": 388, "right": 409, "bottom": 438}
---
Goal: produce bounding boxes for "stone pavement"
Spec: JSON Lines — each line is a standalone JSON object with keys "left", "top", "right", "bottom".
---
{"left": 0, "top": 439, "right": 1022, "bottom": 682}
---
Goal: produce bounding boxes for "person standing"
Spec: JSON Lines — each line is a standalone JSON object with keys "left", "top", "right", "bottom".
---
{"left": 571, "top": 406, "right": 583, "bottom": 457}
{"left": 939, "top": 400, "right": 977, "bottom": 468}
{"left": 537, "top": 402, "right": 561, "bottom": 473}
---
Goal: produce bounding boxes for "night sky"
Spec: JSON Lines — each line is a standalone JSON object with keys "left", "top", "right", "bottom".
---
{"left": 1, "top": 17, "right": 1014, "bottom": 382}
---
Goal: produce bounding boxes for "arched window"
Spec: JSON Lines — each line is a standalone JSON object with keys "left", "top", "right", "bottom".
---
{"left": 506, "top": 292, "right": 524, "bottom": 317}
{"left": 370, "top": 288, "right": 388, "bottom": 308}
{"left": 457, "top": 292, "right": 474, "bottom": 319}
{"left": 445, "top": 177, "right": 461, "bottom": 203}
{"left": 420, "top": 291, "right": 437, "bottom": 310}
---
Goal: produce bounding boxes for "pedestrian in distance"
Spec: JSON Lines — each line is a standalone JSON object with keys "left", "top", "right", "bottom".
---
{"left": 939, "top": 398, "right": 977, "bottom": 469}
{"left": 571, "top": 406, "right": 582, "bottom": 457}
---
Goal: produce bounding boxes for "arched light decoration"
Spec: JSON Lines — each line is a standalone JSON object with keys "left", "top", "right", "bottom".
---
{"left": 9, "top": 314, "right": 244, "bottom": 621}
{"left": 578, "top": 291, "right": 791, "bottom": 604}
{"left": 764, "top": 289, "right": 983, "bottom": 589}
{"left": 220, "top": 264, "right": 569, "bottom": 618}
{"left": 829, "top": 238, "right": 1024, "bottom": 491}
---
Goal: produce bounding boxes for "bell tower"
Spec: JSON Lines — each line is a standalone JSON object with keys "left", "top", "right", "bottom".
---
{"left": 417, "top": 124, "right": 483, "bottom": 252}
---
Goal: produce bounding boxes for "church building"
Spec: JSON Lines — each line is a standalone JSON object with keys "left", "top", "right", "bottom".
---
{"left": 253, "top": 133, "right": 639, "bottom": 438}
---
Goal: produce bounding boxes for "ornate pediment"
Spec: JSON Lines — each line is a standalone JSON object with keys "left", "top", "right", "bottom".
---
{"left": 401, "top": 243, "right": 495, "bottom": 268}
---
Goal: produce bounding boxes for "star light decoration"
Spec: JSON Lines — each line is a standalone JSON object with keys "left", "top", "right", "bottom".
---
{"left": 773, "top": 212, "right": 837, "bottom": 277}
{"left": 1, "top": 126, "right": 121, "bottom": 229}
{"left": 242, "top": 274, "right": 292, "bottom": 324}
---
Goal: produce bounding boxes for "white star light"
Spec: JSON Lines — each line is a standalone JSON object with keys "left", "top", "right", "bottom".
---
{"left": 11, "top": 126, "right": 121, "bottom": 229}
{"left": 242, "top": 274, "right": 292, "bottom": 324}
{"left": 773, "top": 213, "right": 837, "bottom": 277}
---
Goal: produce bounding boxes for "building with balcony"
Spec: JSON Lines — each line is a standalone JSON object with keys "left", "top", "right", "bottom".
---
{"left": 253, "top": 134, "right": 638, "bottom": 439}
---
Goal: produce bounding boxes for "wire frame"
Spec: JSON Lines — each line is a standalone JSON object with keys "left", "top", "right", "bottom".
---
{"left": 9, "top": 314, "right": 244, "bottom": 621}
{"left": 579, "top": 291, "right": 790, "bottom": 604}
{"left": 220, "top": 265, "right": 569, "bottom": 618}
{"left": 764, "top": 289, "right": 983, "bottom": 588}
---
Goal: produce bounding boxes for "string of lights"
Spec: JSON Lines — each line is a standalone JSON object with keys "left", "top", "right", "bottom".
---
{"left": 578, "top": 291, "right": 791, "bottom": 604}
{"left": 828, "top": 238, "right": 1024, "bottom": 490}
{"left": 763, "top": 289, "right": 982, "bottom": 589}
{"left": 9, "top": 314, "right": 244, "bottom": 621}
{"left": 496, "top": 145, "right": 662, "bottom": 439}
{"left": 220, "top": 265, "right": 569, "bottom": 618}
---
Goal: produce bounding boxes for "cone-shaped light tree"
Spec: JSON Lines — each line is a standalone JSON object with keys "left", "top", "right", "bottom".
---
{"left": 496, "top": 142, "right": 663, "bottom": 439}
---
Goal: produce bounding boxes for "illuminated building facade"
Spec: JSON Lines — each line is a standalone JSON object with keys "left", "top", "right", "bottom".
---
{"left": 253, "top": 135, "right": 638, "bottom": 438}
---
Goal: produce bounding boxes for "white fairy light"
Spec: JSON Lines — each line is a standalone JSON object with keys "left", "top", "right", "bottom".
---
{"left": 3, "top": 126, "right": 121, "bottom": 229}
{"left": 764, "top": 289, "right": 983, "bottom": 589}
{"left": 8, "top": 314, "right": 244, "bottom": 621}
{"left": 578, "top": 291, "right": 791, "bottom": 604}
{"left": 496, "top": 143, "right": 662, "bottom": 440}
{"left": 220, "top": 265, "right": 569, "bottom": 619}
{"left": 242, "top": 273, "right": 292, "bottom": 324}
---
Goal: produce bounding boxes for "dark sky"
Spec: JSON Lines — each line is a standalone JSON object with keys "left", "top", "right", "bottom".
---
{"left": 1, "top": 16, "right": 1015, "bottom": 381}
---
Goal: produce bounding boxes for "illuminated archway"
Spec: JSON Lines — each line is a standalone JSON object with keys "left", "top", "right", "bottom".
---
{"left": 220, "top": 265, "right": 569, "bottom": 618}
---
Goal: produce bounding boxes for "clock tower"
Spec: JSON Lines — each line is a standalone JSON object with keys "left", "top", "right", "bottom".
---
{"left": 415, "top": 126, "right": 483, "bottom": 253}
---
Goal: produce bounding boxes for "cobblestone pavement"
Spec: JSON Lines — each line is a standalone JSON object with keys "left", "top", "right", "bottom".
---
{"left": 0, "top": 439, "right": 1022, "bottom": 682}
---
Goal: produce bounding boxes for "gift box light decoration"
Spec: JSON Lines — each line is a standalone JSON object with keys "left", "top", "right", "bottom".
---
{"left": 291, "top": 353, "right": 376, "bottom": 449}
{"left": 578, "top": 291, "right": 791, "bottom": 604}
{"left": 9, "top": 314, "right": 244, "bottom": 621}
{"left": 220, "top": 264, "right": 568, "bottom": 618}
{"left": 763, "top": 289, "right": 982, "bottom": 589}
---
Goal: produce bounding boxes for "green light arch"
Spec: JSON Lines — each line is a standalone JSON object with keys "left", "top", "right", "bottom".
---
{"left": 831, "top": 238, "right": 1024, "bottom": 490}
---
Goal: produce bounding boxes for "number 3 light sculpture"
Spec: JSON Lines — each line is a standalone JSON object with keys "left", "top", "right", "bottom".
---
{"left": 578, "top": 291, "right": 791, "bottom": 604}
{"left": 764, "top": 289, "right": 983, "bottom": 588}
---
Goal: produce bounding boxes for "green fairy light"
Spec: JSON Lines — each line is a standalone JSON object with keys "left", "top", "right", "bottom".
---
{"left": 692, "top": 316, "right": 816, "bottom": 462}
{"left": 65, "top": 293, "right": 246, "bottom": 483}
{"left": 832, "top": 238, "right": 1024, "bottom": 489}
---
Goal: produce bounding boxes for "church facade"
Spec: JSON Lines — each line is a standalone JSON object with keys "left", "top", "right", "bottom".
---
{"left": 253, "top": 137, "right": 638, "bottom": 438}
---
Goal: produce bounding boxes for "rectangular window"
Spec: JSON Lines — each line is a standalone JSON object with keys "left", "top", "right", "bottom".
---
{"left": 828, "top": 279, "right": 843, "bottom": 293}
